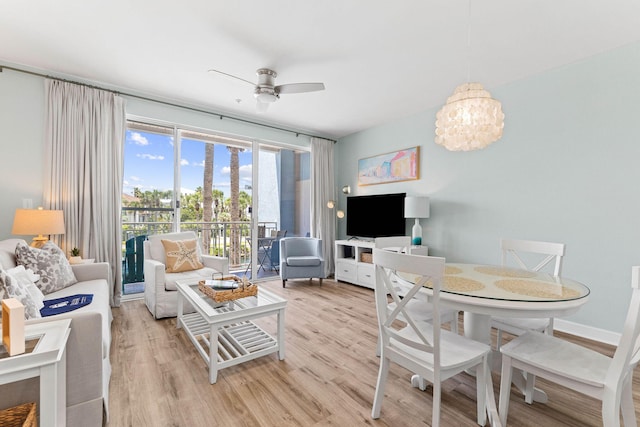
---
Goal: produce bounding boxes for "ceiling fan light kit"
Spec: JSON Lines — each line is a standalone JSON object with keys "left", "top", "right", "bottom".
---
{"left": 209, "top": 67, "right": 325, "bottom": 112}
{"left": 435, "top": 82, "right": 504, "bottom": 151}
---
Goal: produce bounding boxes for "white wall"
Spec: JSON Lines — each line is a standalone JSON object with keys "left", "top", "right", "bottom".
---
{"left": 336, "top": 41, "right": 640, "bottom": 335}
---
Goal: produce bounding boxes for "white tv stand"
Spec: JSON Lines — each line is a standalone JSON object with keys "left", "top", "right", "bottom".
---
{"left": 334, "top": 237, "right": 427, "bottom": 289}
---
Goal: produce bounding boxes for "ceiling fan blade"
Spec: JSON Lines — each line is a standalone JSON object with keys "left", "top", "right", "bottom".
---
{"left": 208, "top": 69, "right": 255, "bottom": 87}
{"left": 256, "top": 100, "right": 269, "bottom": 113}
{"left": 276, "top": 82, "right": 325, "bottom": 95}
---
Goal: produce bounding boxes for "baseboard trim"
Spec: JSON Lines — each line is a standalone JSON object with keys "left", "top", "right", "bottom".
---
{"left": 554, "top": 319, "right": 620, "bottom": 347}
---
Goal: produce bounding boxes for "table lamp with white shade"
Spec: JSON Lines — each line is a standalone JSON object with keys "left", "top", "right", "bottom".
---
{"left": 404, "top": 196, "right": 430, "bottom": 246}
{"left": 12, "top": 207, "right": 65, "bottom": 248}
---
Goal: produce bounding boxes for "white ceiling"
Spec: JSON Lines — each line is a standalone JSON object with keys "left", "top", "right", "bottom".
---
{"left": 3, "top": 1, "right": 640, "bottom": 140}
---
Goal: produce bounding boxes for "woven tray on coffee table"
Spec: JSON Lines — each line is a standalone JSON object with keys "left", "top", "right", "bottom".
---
{"left": 198, "top": 275, "right": 258, "bottom": 303}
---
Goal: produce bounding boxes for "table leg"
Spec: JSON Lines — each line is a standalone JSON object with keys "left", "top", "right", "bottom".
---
{"left": 40, "top": 353, "right": 66, "bottom": 427}
{"left": 465, "top": 312, "right": 548, "bottom": 404}
{"left": 177, "top": 292, "right": 184, "bottom": 329}
{"left": 209, "top": 324, "right": 219, "bottom": 384}
{"left": 278, "top": 308, "right": 286, "bottom": 360}
{"left": 463, "top": 312, "right": 491, "bottom": 345}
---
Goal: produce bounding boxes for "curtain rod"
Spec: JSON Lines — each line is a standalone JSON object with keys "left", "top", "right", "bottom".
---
{"left": 0, "top": 64, "right": 336, "bottom": 143}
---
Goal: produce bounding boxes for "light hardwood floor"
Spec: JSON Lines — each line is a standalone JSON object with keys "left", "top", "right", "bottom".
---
{"left": 109, "top": 278, "right": 640, "bottom": 426}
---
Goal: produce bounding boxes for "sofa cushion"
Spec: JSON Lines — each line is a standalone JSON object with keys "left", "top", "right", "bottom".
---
{"left": 15, "top": 241, "right": 77, "bottom": 294}
{"left": 286, "top": 256, "right": 322, "bottom": 267}
{"left": 0, "top": 267, "right": 42, "bottom": 319}
{"left": 161, "top": 239, "right": 204, "bottom": 273}
{"left": 44, "top": 278, "right": 112, "bottom": 359}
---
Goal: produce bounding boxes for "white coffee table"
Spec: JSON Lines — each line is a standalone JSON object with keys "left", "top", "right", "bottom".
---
{"left": 176, "top": 280, "right": 287, "bottom": 384}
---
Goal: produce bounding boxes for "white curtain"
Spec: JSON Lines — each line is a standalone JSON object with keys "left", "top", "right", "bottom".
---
{"left": 310, "top": 137, "right": 335, "bottom": 276}
{"left": 43, "top": 79, "right": 126, "bottom": 307}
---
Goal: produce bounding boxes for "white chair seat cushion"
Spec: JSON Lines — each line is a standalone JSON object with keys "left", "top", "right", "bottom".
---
{"left": 164, "top": 267, "right": 219, "bottom": 291}
{"left": 286, "top": 256, "right": 321, "bottom": 267}
{"left": 491, "top": 316, "right": 550, "bottom": 335}
{"left": 392, "top": 322, "right": 490, "bottom": 371}
{"left": 501, "top": 331, "right": 610, "bottom": 388}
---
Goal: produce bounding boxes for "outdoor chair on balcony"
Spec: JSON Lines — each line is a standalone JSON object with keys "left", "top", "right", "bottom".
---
{"left": 143, "top": 231, "right": 229, "bottom": 319}
{"left": 279, "top": 237, "right": 325, "bottom": 287}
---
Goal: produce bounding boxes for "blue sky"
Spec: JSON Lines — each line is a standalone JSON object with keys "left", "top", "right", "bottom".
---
{"left": 123, "top": 130, "right": 253, "bottom": 198}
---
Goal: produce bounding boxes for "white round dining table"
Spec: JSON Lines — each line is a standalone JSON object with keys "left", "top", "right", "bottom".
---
{"left": 396, "top": 262, "right": 591, "bottom": 415}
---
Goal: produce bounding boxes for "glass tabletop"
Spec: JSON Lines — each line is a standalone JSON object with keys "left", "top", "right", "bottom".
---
{"left": 397, "top": 263, "right": 590, "bottom": 303}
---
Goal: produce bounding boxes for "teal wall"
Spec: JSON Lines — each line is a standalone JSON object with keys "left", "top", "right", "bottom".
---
{"left": 336, "top": 41, "right": 640, "bottom": 334}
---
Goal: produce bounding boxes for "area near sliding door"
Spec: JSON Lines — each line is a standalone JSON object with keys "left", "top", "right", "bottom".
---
{"left": 121, "top": 118, "right": 310, "bottom": 296}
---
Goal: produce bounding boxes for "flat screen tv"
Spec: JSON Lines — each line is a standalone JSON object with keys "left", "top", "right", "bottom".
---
{"left": 346, "top": 193, "right": 406, "bottom": 238}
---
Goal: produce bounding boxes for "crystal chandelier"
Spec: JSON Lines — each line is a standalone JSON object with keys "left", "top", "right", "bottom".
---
{"left": 435, "top": 82, "right": 504, "bottom": 151}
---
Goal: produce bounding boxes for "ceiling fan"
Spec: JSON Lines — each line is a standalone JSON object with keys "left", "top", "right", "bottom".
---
{"left": 208, "top": 68, "right": 325, "bottom": 112}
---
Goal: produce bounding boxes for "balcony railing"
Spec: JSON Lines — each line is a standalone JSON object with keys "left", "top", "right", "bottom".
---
{"left": 121, "top": 207, "right": 277, "bottom": 286}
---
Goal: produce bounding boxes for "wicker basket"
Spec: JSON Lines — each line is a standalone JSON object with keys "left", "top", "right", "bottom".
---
{"left": 0, "top": 402, "right": 37, "bottom": 427}
{"left": 198, "top": 276, "right": 258, "bottom": 303}
{"left": 360, "top": 252, "right": 373, "bottom": 263}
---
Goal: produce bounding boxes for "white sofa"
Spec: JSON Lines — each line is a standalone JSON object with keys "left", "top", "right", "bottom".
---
{"left": 0, "top": 238, "right": 112, "bottom": 427}
{"left": 144, "top": 231, "right": 229, "bottom": 319}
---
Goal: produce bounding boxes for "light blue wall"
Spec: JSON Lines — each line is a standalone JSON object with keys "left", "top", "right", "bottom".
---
{"left": 0, "top": 70, "right": 44, "bottom": 236}
{"left": 337, "top": 41, "right": 640, "bottom": 334}
{"left": 0, "top": 68, "right": 311, "bottom": 240}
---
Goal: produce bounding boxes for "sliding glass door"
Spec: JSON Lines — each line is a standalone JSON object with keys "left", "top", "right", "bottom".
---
{"left": 122, "top": 118, "right": 311, "bottom": 296}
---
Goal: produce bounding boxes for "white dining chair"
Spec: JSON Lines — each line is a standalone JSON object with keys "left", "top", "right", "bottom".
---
{"left": 492, "top": 238, "right": 566, "bottom": 351}
{"left": 371, "top": 248, "right": 491, "bottom": 427}
{"left": 379, "top": 237, "right": 459, "bottom": 332}
{"left": 498, "top": 266, "right": 640, "bottom": 427}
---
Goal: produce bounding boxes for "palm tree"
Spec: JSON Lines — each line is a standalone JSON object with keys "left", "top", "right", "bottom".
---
{"left": 202, "top": 143, "right": 214, "bottom": 254}
{"left": 228, "top": 146, "right": 242, "bottom": 266}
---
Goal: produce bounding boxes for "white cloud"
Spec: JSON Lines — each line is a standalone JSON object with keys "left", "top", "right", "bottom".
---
{"left": 181, "top": 158, "right": 189, "bottom": 166}
{"left": 137, "top": 154, "right": 165, "bottom": 160}
{"left": 129, "top": 132, "right": 149, "bottom": 146}
{"left": 195, "top": 160, "right": 205, "bottom": 167}
{"left": 221, "top": 164, "right": 252, "bottom": 179}
{"left": 129, "top": 175, "right": 142, "bottom": 182}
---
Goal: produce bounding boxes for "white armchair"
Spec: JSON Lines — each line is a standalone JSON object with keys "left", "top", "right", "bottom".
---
{"left": 144, "top": 231, "right": 229, "bottom": 319}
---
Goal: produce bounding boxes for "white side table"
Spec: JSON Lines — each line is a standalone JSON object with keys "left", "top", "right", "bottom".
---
{"left": 0, "top": 318, "right": 71, "bottom": 427}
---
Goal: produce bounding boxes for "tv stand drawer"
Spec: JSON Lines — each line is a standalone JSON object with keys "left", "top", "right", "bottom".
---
{"left": 335, "top": 260, "right": 356, "bottom": 283}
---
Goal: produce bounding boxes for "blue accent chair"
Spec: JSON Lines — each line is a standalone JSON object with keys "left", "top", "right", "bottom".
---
{"left": 279, "top": 237, "right": 325, "bottom": 287}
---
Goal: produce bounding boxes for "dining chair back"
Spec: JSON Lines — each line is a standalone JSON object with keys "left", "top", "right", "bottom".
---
{"left": 371, "top": 248, "right": 491, "bottom": 427}
{"left": 501, "top": 238, "right": 565, "bottom": 276}
{"left": 498, "top": 266, "right": 640, "bottom": 427}
{"left": 494, "top": 238, "right": 567, "bottom": 402}
{"left": 373, "top": 236, "right": 458, "bottom": 352}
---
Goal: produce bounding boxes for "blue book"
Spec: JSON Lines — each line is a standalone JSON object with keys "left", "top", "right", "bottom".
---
{"left": 41, "top": 294, "right": 93, "bottom": 317}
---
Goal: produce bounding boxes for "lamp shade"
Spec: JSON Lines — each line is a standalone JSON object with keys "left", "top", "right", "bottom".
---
{"left": 12, "top": 208, "right": 65, "bottom": 236}
{"left": 404, "top": 197, "right": 430, "bottom": 219}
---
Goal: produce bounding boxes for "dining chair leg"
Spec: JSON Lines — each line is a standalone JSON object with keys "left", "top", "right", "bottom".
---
{"left": 496, "top": 329, "right": 504, "bottom": 351}
{"left": 498, "top": 355, "right": 514, "bottom": 426}
{"left": 475, "top": 360, "right": 488, "bottom": 426}
{"left": 619, "top": 376, "right": 636, "bottom": 427}
{"left": 371, "top": 356, "right": 390, "bottom": 419}
{"left": 523, "top": 372, "right": 536, "bottom": 404}
{"left": 432, "top": 379, "right": 441, "bottom": 427}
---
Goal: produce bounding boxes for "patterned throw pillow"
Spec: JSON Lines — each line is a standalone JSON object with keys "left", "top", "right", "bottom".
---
{"left": 161, "top": 239, "right": 204, "bottom": 273}
{"left": 0, "top": 268, "right": 41, "bottom": 319}
{"left": 7, "top": 265, "right": 45, "bottom": 310}
{"left": 15, "top": 241, "right": 77, "bottom": 294}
